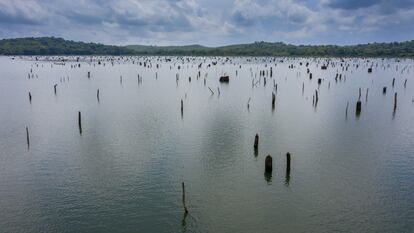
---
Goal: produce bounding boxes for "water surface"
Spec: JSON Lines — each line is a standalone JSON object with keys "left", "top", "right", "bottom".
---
{"left": 0, "top": 56, "right": 413, "bottom": 233}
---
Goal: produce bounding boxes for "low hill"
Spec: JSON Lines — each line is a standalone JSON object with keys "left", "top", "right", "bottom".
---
{"left": 1, "top": 37, "right": 414, "bottom": 57}
{"left": 0, "top": 37, "right": 134, "bottom": 55}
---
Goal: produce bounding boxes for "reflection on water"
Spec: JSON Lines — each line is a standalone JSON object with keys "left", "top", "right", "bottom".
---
{"left": 0, "top": 56, "right": 413, "bottom": 233}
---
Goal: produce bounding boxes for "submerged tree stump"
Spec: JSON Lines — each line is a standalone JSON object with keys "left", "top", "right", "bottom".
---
{"left": 356, "top": 101, "right": 362, "bottom": 115}
{"left": 265, "top": 155, "right": 273, "bottom": 172}
{"left": 219, "top": 75, "right": 229, "bottom": 83}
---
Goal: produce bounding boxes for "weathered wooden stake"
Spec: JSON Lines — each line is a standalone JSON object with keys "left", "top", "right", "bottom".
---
{"left": 356, "top": 101, "right": 362, "bottom": 115}
{"left": 365, "top": 88, "right": 369, "bottom": 102}
{"left": 29, "top": 92, "right": 32, "bottom": 103}
{"left": 286, "top": 152, "right": 291, "bottom": 173}
{"left": 272, "top": 92, "right": 276, "bottom": 109}
{"left": 247, "top": 98, "right": 251, "bottom": 110}
{"left": 26, "top": 126, "right": 30, "bottom": 148}
{"left": 78, "top": 111, "right": 82, "bottom": 135}
{"left": 182, "top": 182, "right": 189, "bottom": 214}
{"left": 383, "top": 87, "right": 387, "bottom": 94}
{"left": 265, "top": 155, "right": 273, "bottom": 172}
{"left": 254, "top": 134, "right": 259, "bottom": 150}
{"left": 97, "top": 89, "right": 100, "bottom": 102}
{"left": 394, "top": 92, "right": 397, "bottom": 111}
{"left": 181, "top": 99, "right": 183, "bottom": 114}
{"left": 346, "top": 101, "right": 349, "bottom": 118}
{"left": 302, "top": 82, "right": 304, "bottom": 95}
{"left": 54, "top": 84, "right": 57, "bottom": 95}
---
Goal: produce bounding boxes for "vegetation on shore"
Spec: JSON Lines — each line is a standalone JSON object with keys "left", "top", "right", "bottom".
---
{"left": 1, "top": 37, "right": 414, "bottom": 57}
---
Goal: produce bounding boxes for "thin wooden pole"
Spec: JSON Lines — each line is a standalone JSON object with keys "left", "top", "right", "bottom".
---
{"left": 182, "top": 182, "right": 189, "bottom": 214}
{"left": 78, "top": 111, "right": 82, "bottom": 135}
{"left": 394, "top": 92, "right": 397, "bottom": 112}
{"left": 26, "top": 126, "right": 30, "bottom": 148}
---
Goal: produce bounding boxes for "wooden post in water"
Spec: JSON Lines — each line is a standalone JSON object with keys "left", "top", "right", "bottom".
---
{"left": 180, "top": 99, "right": 183, "bottom": 116}
{"left": 265, "top": 155, "right": 273, "bottom": 172}
{"left": 254, "top": 134, "right": 259, "bottom": 150}
{"left": 54, "top": 84, "right": 57, "bottom": 95}
{"left": 272, "top": 92, "right": 275, "bottom": 109}
{"left": 78, "top": 111, "right": 82, "bottom": 135}
{"left": 365, "top": 88, "right": 369, "bottom": 102}
{"left": 356, "top": 101, "right": 362, "bottom": 116}
{"left": 97, "top": 89, "right": 100, "bottom": 102}
{"left": 182, "top": 182, "right": 189, "bottom": 214}
{"left": 26, "top": 126, "right": 30, "bottom": 148}
{"left": 302, "top": 82, "right": 304, "bottom": 95}
{"left": 247, "top": 98, "right": 251, "bottom": 110}
{"left": 286, "top": 152, "right": 291, "bottom": 174}
{"left": 346, "top": 101, "right": 349, "bottom": 118}
{"left": 383, "top": 87, "right": 387, "bottom": 95}
{"left": 29, "top": 92, "right": 32, "bottom": 103}
{"left": 394, "top": 92, "right": 397, "bottom": 112}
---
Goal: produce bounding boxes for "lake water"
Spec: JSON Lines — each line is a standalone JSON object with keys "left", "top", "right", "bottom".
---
{"left": 0, "top": 56, "right": 413, "bottom": 233}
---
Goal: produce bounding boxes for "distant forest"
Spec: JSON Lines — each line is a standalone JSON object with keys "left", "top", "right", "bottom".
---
{"left": 1, "top": 37, "right": 414, "bottom": 57}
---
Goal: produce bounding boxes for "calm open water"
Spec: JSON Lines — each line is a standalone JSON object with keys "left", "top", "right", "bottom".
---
{"left": 0, "top": 56, "right": 413, "bottom": 233}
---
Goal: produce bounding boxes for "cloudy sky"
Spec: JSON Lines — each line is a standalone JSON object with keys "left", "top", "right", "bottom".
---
{"left": 0, "top": 0, "right": 413, "bottom": 46}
